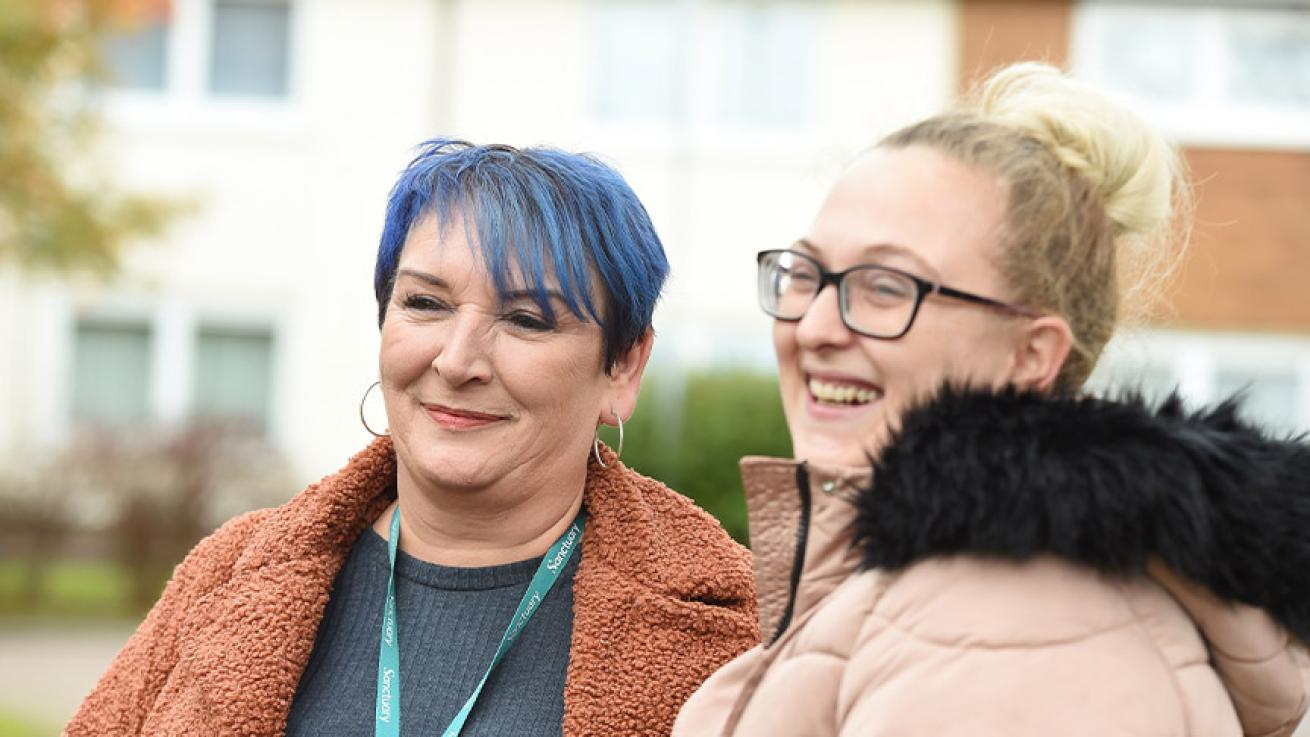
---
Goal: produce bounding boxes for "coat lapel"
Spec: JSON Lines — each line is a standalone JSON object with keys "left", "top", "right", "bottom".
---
{"left": 564, "top": 445, "right": 758, "bottom": 737}
{"left": 163, "top": 438, "right": 396, "bottom": 736}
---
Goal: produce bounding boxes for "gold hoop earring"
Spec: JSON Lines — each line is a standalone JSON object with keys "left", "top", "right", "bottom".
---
{"left": 593, "top": 409, "right": 624, "bottom": 468}
{"left": 359, "top": 381, "right": 389, "bottom": 437}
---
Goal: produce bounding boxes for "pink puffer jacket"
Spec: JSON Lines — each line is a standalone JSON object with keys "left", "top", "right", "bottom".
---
{"left": 676, "top": 389, "right": 1310, "bottom": 737}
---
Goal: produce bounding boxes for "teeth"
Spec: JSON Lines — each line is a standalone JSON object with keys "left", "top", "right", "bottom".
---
{"left": 808, "top": 378, "right": 881, "bottom": 406}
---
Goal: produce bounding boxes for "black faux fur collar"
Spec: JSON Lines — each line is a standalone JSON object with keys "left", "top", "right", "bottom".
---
{"left": 854, "top": 387, "right": 1310, "bottom": 642}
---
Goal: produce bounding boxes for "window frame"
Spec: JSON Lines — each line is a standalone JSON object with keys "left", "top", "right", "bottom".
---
{"left": 63, "top": 304, "right": 280, "bottom": 438}
{"left": 1088, "top": 329, "right": 1310, "bottom": 436}
{"left": 103, "top": 0, "right": 303, "bottom": 133}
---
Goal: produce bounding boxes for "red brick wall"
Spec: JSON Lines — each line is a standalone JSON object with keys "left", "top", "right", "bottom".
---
{"left": 1171, "top": 150, "right": 1310, "bottom": 331}
{"left": 959, "top": 0, "right": 1072, "bottom": 90}
{"left": 958, "top": 0, "right": 1310, "bottom": 332}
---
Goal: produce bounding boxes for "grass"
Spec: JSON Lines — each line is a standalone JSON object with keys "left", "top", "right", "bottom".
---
{"left": 0, "top": 709, "right": 58, "bottom": 737}
{"left": 0, "top": 557, "right": 146, "bottom": 619}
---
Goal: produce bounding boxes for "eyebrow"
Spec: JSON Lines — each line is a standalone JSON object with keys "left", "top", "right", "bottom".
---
{"left": 502, "top": 288, "right": 569, "bottom": 304}
{"left": 395, "top": 268, "right": 447, "bottom": 288}
{"left": 793, "top": 238, "right": 938, "bottom": 278}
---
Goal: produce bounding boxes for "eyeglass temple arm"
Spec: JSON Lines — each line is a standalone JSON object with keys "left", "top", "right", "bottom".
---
{"left": 932, "top": 283, "right": 1040, "bottom": 318}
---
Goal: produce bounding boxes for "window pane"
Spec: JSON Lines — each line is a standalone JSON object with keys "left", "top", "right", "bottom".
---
{"left": 194, "top": 326, "right": 273, "bottom": 431}
{"left": 1099, "top": 16, "right": 1199, "bottom": 103}
{"left": 1086, "top": 361, "right": 1177, "bottom": 405}
{"left": 708, "top": 4, "right": 814, "bottom": 130}
{"left": 209, "top": 0, "right": 291, "bottom": 97}
{"left": 593, "top": 4, "right": 680, "bottom": 123}
{"left": 1228, "top": 21, "right": 1310, "bottom": 107}
{"left": 1215, "top": 369, "right": 1301, "bottom": 435}
{"left": 72, "top": 321, "right": 152, "bottom": 426}
{"left": 104, "top": 20, "right": 168, "bottom": 90}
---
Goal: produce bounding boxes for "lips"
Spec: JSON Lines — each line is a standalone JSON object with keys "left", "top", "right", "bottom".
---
{"left": 422, "top": 403, "right": 507, "bottom": 430}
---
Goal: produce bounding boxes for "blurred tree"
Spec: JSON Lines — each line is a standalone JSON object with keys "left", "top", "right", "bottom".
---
{"left": 604, "top": 370, "right": 793, "bottom": 544}
{"left": 0, "top": 0, "right": 178, "bottom": 272}
{"left": 0, "top": 469, "right": 72, "bottom": 608}
{"left": 0, "top": 419, "right": 295, "bottom": 615}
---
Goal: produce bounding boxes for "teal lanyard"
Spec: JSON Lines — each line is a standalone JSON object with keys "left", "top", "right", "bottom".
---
{"left": 375, "top": 505, "right": 585, "bottom": 737}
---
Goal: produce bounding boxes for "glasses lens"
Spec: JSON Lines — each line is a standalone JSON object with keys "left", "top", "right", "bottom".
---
{"left": 759, "top": 251, "right": 819, "bottom": 319}
{"left": 842, "top": 267, "right": 918, "bottom": 337}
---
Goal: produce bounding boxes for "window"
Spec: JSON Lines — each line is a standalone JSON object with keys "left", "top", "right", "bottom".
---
{"left": 1095, "top": 13, "right": 1197, "bottom": 103}
{"left": 100, "top": 0, "right": 296, "bottom": 108}
{"left": 591, "top": 1, "right": 816, "bottom": 134}
{"left": 1228, "top": 20, "right": 1310, "bottom": 108}
{"left": 66, "top": 311, "right": 278, "bottom": 437}
{"left": 1088, "top": 330, "right": 1310, "bottom": 437}
{"left": 209, "top": 0, "right": 291, "bottom": 97}
{"left": 1073, "top": 3, "right": 1310, "bottom": 149}
{"left": 1084, "top": 359, "right": 1176, "bottom": 404}
{"left": 698, "top": 3, "right": 814, "bottom": 131}
{"left": 1215, "top": 368, "right": 1301, "bottom": 436}
{"left": 71, "top": 320, "right": 152, "bottom": 426}
{"left": 593, "top": 3, "right": 682, "bottom": 124}
{"left": 103, "top": 19, "right": 169, "bottom": 90}
{"left": 194, "top": 325, "right": 274, "bottom": 431}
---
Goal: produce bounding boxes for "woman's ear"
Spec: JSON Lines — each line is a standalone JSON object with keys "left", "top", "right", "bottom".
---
{"left": 603, "top": 330, "right": 655, "bottom": 424}
{"left": 1008, "top": 316, "right": 1074, "bottom": 392}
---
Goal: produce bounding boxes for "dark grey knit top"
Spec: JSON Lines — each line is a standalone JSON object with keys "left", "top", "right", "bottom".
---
{"left": 285, "top": 526, "right": 577, "bottom": 736}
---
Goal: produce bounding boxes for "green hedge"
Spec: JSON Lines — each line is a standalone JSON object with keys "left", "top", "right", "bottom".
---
{"left": 599, "top": 370, "right": 792, "bottom": 544}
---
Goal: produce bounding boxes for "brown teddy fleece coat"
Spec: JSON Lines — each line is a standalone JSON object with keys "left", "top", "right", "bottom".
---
{"left": 65, "top": 438, "right": 758, "bottom": 737}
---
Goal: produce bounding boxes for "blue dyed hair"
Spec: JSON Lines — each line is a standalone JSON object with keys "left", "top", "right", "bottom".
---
{"left": 374, "top": 139, "right": 670, "bottom": 371}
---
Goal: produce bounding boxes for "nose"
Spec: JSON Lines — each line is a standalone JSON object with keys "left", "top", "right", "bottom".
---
{"left": 794, "top": 284, "right": 855, "bottom": 351}
{"left": 432, "top": 308, "right": 493, "bottom": 385}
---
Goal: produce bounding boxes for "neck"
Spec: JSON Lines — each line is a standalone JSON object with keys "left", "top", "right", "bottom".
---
{"left": 373, "top": 469, "right": 587, "bottom": 568}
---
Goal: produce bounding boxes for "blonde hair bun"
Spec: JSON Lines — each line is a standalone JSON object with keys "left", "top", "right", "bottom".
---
{"left": 976, "top": 62, "right": 1183, "bottom": 241}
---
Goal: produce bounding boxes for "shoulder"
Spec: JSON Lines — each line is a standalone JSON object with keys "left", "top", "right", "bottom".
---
{"left": 166, "top": 507, "right": 278, "bottom": 594}
{"left": 824, "top": 558, "right": 1215, "bottom": 735}
{"left": 799, "top": 556, "right": 1155, "bottom": 660}
{"left": 583, "top": 462, "right": 755, "bottom": 617}
{"left": 858, "top": 386, "right": 1310, "bottom": 644}
{"left": 610, "top": 464, "right": 750, "bottom": 571}
{"left": 864, "top": 556, "right": 1163, "bottom": 647}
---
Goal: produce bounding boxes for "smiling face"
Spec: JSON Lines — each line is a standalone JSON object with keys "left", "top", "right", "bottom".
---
{"left": 380, "top": 212, "right": 641, "bottom": 500}
{"left": 776, "top": 145, "right": 1034, "bottom": 467}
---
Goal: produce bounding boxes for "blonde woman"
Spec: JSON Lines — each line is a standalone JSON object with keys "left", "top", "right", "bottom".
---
{"left": 674, "top": 63, "right": 1310, "bottom": 737}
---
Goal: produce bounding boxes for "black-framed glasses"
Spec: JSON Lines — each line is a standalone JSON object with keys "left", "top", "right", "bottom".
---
{"left": 757, "top": 249, "right": 1039, "bottom": 340}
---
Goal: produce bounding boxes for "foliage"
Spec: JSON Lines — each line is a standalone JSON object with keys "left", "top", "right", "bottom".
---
{"left": 0, "top": 0, "right": 178, "bottom": 272}
{"left": 0, "top": 557, "right": 133, "bottom": 618}
{"left": 0, "top": 709, "right": 57, "bottom": 737}
{"left": 602, "top": 369, "right": 792, "bottom": 544}
{"left": 0, "top": 420, "right": 293, "bottom": 614}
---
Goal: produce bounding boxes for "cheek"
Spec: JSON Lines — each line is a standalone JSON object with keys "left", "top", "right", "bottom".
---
{"left": 500, "top": 338, "right": 608, "bottom": 419}
{"left": 378, "top": 328, "right": 429, "bottom": 384}
{"left": 887, "top": 315, "right": 1012, "bottom": 395}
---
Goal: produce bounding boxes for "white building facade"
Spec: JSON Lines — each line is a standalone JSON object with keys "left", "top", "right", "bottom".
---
{"left": 0, "top": 0, "right": 959, "bottom": 483}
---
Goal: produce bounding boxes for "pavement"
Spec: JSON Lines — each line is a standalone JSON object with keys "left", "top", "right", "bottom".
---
{"left": 0, "top": 623, "right": 134, "bottom": 734}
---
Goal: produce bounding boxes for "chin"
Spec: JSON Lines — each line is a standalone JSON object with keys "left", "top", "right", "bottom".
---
{"left": 793, "top": 433, "right": 874, "bottom": 469}
{"left": 398, "top": 442, "right": 498, "bottom": 491}
{"left": 787, "top": 409, "right": 893, "bottom": 469}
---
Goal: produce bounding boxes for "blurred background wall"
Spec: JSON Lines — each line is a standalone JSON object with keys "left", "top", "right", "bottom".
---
{"left": 0, "top": 0, "right": 1307, "bottom": 734}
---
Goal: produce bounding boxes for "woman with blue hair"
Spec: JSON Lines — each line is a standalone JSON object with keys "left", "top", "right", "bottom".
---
{"left": 68, "top": 140, "right": 758, "bottom": 737}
